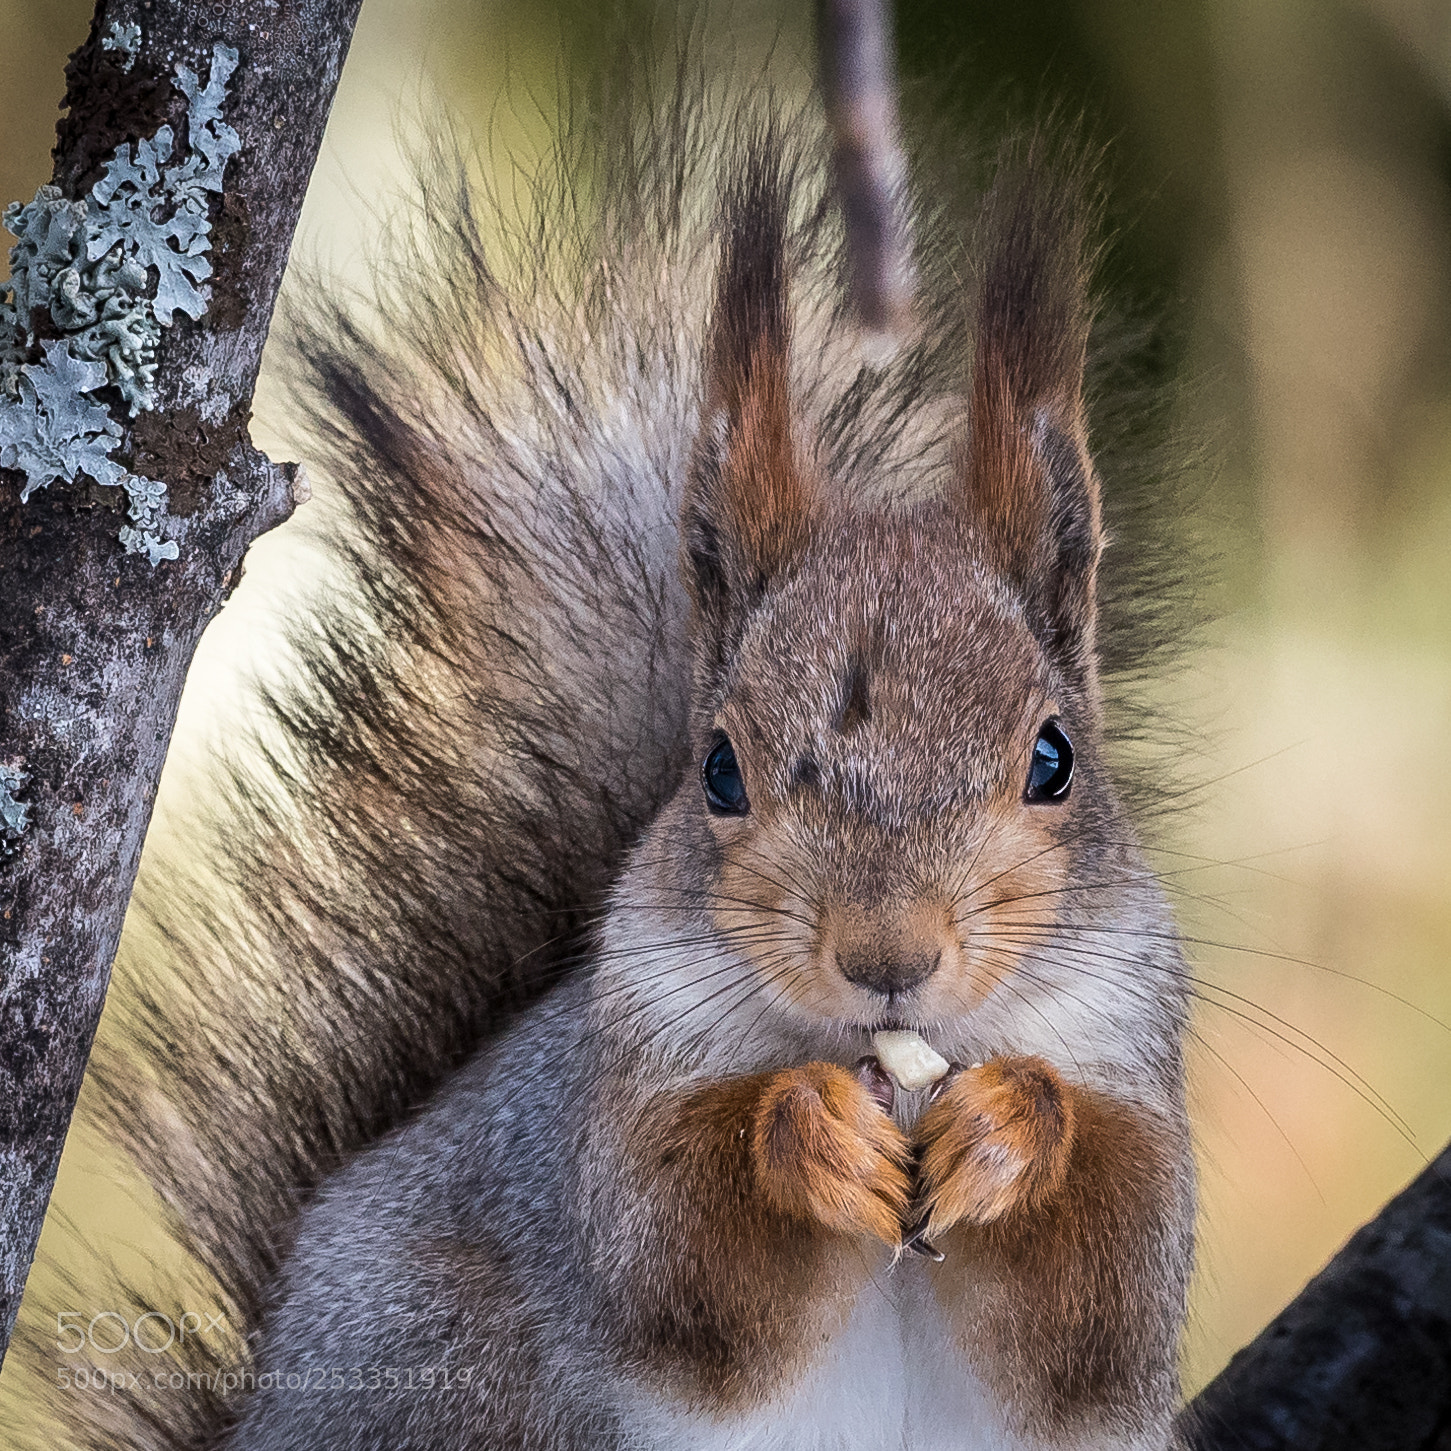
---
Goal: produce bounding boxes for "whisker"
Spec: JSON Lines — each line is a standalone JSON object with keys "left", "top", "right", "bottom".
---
{"left": 986, "top": 925, "right": 1410, "bottom": 1126}
{"left": 988, "top": 918, "right": 1451, "bottom": 1039}
{"left": 976, "top": 928, "right": 1417, "bottom": 1145}
{"left": 1001, "top": 953, "right": 1328, "bottom": 1200}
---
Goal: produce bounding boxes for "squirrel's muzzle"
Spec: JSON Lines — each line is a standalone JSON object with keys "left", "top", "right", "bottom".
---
{"left": 821, "top": 894, "right": 952, "bottom": 999}
{"left": 835, "top": 944, "right": 941, "bottom": 997}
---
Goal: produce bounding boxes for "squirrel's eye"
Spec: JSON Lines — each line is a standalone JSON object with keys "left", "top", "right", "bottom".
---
{"left": 703, "top": 736, "right": 750, "bottom": 815}
{"left": 1025, "top": 720, "right": 1074, "bottom": 803}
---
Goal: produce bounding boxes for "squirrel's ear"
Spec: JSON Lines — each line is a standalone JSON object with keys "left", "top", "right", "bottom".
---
{"left": 959, "top": 173, "right": 1102, "bottom": 689}
{"left": 683, "top": 141, "right": 813, "bottom": 655}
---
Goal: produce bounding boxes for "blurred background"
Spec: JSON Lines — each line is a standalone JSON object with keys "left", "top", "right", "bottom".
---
{"left": 2, "top": 0, "right": 1450, "bottom": 1430}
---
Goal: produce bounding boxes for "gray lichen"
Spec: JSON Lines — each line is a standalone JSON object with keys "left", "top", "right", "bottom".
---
{"left": 0, "top": 41, "right": 241, "bottom": 567}
{"left": 2, "top": 188, "right": 157, "bottom": 414}
{"left": 102, "top": 21, "right": 141, "bottom": 71}
{"left": 0, "top": 766, "right": 29, "bottom": 856}
{"left": 0, "top": 341, "right": 124, "bottom": 498}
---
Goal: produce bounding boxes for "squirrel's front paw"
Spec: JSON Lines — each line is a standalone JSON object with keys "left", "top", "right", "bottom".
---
{"left": 916, "top": 1056, "right": 1075, "bottom": 1236}
{"left": 751, "top": 1063, "right": 912, "bottom": 1245}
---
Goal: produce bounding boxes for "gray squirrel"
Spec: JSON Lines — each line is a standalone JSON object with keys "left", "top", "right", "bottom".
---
{"left": 34, "top": 50, "right": 1199, "bottom": 1451}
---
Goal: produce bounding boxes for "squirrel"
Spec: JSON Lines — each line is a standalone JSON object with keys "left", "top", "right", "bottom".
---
{"left": 24, "top": 48, "right": 1198, "bottom": 1451}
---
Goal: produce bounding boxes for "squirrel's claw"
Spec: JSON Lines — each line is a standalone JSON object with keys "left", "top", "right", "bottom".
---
{"left": 900, "top": 1217, "right": 945, "bottom": 1261}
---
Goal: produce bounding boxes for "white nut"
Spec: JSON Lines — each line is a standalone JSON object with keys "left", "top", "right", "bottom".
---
{"left": 871, "top": 1030, "right": 950, "bottom": 1091}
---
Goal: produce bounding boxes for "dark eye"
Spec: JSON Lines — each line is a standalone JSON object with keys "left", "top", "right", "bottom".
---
{"left": 1025, "top": 720, "right": 1074, "bottom": 803}
{"left": 702, "top": 736, "right": 750, "bottom": 815}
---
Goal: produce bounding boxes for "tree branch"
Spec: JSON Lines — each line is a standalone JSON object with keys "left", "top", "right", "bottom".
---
{"left": 1182, "top": 1140, "right": 1451, "bottom": 1449}
{"left": 0, "top": 0, "right": 361, "bottom": 1369}
{"left": 816, "top": 0, "right": 915, "bottom": 356}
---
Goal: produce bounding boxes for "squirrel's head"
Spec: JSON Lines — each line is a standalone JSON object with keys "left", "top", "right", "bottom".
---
{"left": 634, "top": 141, "right": 1119, "bottom": 1042}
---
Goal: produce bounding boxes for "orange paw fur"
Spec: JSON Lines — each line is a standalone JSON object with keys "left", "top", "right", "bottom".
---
{"left": 751, "top": 1063, "right": 912, "bottom": 1245}
{"left": 916, "top": 1056, "right": 1075, "bottom": 1236}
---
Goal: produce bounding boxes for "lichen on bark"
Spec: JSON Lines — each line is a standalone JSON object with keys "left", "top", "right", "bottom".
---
{"left": 0, "top": 40, "right": 241, "bottom": 566}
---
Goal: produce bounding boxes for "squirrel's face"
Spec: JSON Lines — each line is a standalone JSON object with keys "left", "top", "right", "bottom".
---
{"left": 628, "top": 148, "right": 1114, "bottom": 1041}
{"left": 671, "top": 509, "right": 1103, "bottom": 1033}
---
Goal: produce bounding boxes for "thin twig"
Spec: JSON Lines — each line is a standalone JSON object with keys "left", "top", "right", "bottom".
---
{"left": 816, "top": 0, "right": 915, "bottom": 358}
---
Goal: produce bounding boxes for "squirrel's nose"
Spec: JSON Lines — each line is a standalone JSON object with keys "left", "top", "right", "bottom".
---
{"left": 836, "top": 946, "right": 940, "bottom": 997}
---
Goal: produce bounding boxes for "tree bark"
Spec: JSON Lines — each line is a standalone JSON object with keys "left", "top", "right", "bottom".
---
{"left": 1182, "top": 1140, "right": 1451, "bottom": 1449}
{"left": 0, "top": 0, "right": 362, "bottom": 1370}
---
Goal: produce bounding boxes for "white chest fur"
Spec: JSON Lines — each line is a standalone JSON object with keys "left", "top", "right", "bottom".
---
{"left": 621, "top": 1261, "right": 1024, "bottom": 1451}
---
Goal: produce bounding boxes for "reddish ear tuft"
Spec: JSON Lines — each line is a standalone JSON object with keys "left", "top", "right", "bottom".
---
{"left": 961, "top": 164, "right": 1102, "bottom": 686}
{"left": 684, "top": 133, "right": 814, "bottom": 665}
